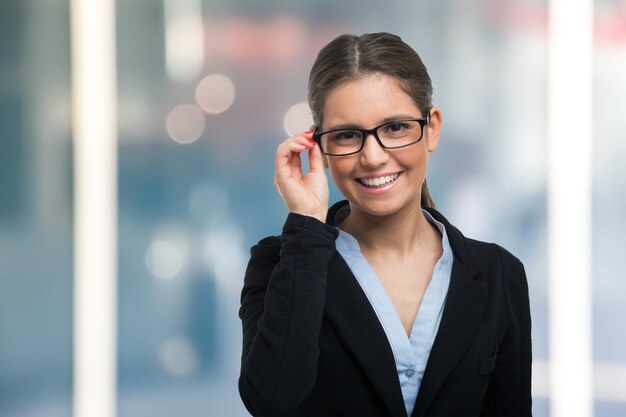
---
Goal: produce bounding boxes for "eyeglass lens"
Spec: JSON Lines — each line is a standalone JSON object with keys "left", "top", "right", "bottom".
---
{"left": 319, "top": 120, "right": 423, "bottom": 155}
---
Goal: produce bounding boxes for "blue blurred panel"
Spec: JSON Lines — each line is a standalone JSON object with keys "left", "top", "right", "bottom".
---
{"left": 0, "top": 0, "right": 24, "bottom": 224}
{"left": 0, "top": 86, "right": 25, "bottom": 223}
{"left": 0, "top": 0, "right": 73, "bottom": 416}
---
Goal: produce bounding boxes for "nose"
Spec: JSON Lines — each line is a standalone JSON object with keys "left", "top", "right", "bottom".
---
{"left": 359, "top": 133, "right": 389, "bottom": 168}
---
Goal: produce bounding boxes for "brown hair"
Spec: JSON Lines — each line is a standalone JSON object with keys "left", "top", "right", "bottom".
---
{"left": 307, "top": 32, "right": 436, "bottom": 208}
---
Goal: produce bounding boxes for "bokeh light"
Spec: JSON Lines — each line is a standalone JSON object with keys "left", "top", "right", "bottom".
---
{"left": 195, "top": 74, "right": 236, "bottom": 114}
{"left": 145, "top": 239, "right": 188, "bottom": 280}
{"left": 283, "top": 102, "right": 313, "bottom": 137}
{"left": 158, "top": 337, "right": 200, "bottom": 377}
{"left": 204, "top": 228, "right": 246, "bottom": 291}
{"left": 165, "top": 104, "right": 205, "bottom": 144}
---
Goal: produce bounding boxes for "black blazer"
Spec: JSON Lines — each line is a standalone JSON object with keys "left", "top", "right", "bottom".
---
{"left": 239, "top": 200, "right": 532, "bottom": 417}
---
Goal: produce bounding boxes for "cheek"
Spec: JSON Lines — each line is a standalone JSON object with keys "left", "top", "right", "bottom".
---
{"left": 396, "top": 147, "right": 429, "bottom": 169}
{"left": 327, "top": 160, "right": 356, "bottom": 189}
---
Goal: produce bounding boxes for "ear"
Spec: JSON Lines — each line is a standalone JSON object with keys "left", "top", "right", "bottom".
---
{"left": 424, "top": 106, "right": 442, "bottom": 153}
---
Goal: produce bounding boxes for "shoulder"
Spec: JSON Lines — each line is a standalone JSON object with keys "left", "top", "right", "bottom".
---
{"left": 466, "top": 237, "right": 525, "bottom": 272}
{"left": 424, "top": 207, "right": 527, "bottom": 288}
{"left": 458, "top": 230, "right": 527, "bottom": 289}
{"left": 449, "top": 227, "right": 530, "bottom": 330}
{"left": 457, "top": 232, "right": 529, "bottom": 321}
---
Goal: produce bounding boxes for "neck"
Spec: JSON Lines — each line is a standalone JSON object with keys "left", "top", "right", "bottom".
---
{"left": 340, "top": 200, "right": 437, "bottom": 256}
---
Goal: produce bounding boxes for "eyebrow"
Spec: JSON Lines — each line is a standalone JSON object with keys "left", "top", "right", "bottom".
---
{"left": 324, "top": 114, "right": 421, "bottom": 131}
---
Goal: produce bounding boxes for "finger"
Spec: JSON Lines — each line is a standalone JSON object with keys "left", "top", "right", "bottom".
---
{"left": 275, "top": 141, "right": 307, "bottom": 181}
{"left": 279, "top": 135, "right": 314, "bottom": 157}
{"left": 275, "top": 132, "right": 314, "bottom": 170}
{"left": 275, "top": 144, "right": 294, "bottom": 183}
{"left": 297, "top": 131, "right": 316, "bottom": 149}
{"left": 299, "top": 129, "right": 320, "bottom": 172}
{"left": 288, "top": 150, "right": 303, "bottom": 181}
{"left": 307, "top": 139, "right": 325, "bottom": 173}
{"left": 302, "top": 129, "right": 316, "bottom": 146}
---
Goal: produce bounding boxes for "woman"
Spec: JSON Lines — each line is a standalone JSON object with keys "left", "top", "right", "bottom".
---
{"left": 239, "top": 32, "right": 532, "bottom": 417}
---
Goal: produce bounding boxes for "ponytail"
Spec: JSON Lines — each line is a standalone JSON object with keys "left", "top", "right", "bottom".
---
{"left": 420, "top": 179, "right": 435, "bottom": 208}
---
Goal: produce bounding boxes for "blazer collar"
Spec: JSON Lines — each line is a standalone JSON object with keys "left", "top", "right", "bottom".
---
{"left": 422, "top": 206, "right": 482, "bottom": 277}
{"left": 324, "top": 201, "right": 489, "bottom": 417}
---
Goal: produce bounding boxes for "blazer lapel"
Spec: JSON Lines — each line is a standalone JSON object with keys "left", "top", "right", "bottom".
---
{"left": 411, "top": 208, "right": 489, "bottom": 417}
{"left": 325, "top": 253, "right": 408, "bottom": 417}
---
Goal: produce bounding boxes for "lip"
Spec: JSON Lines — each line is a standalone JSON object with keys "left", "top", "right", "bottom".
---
{"left": 354, "top": 171, "right": 403, "bottom": 194}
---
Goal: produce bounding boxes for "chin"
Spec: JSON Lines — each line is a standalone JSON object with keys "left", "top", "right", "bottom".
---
{"left": 347, "top": 194, "right": 418, "bottom": 218}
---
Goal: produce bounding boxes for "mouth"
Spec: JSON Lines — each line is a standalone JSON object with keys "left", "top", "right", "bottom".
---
{"left": 355, "top": 171, "right": 403, "bottom": 189}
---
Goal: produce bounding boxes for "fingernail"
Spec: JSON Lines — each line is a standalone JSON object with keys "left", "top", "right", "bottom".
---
{"left": 305, "top": 129, "right": 313, "bottom": 134}
{"left": 307, "top": 137, "right": 315, "bottom": 144}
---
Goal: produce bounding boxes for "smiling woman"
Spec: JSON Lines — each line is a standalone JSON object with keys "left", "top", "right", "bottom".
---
{"left": 238, "top": 32, "right": 532, "bottom": 417}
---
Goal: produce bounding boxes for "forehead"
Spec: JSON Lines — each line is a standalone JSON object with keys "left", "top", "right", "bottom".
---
{"left": 322, "top": 74, "right": 420, "bottom": 129}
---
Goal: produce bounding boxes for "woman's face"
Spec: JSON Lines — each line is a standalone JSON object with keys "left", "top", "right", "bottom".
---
{"left": 321, "top": 74, "right": 441, "bottom": 218}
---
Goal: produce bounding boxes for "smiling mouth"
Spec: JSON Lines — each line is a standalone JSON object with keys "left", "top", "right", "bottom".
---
{"left": 355, "top": 172, "right": 402, "bottom": 188}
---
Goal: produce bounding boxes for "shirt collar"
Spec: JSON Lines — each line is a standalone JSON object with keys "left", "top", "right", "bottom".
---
{"left": 333, "top": 205, "right": 453, "bottom": 263}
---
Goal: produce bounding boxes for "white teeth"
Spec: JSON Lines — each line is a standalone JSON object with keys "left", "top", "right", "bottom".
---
{"left": 360, "top": 173, "right": 400, "bottom": 188}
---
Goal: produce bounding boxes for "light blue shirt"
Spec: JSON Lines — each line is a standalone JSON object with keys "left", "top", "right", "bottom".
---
{"left": 333, "top": 206, "right": 454, "bottom": 416}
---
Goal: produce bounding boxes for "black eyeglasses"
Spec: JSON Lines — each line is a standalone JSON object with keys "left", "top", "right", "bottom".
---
{"left": 312, "top": 111, "right": 431, "bottom": 156}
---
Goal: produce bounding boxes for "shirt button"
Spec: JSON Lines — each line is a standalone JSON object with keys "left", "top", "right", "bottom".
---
{"left": 405, "top": 367, "right": 416, "bottom": 378}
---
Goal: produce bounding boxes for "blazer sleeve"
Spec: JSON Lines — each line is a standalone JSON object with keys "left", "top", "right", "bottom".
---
{"left": 481, "top": 246, "right": 533, "bottom": 416}
{"left": 238, "top": 213, "right": 339, "bottom": 417}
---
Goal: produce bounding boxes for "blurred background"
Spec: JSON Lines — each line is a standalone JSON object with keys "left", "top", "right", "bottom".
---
{"left": 1, "top": 0, "right": 625, "bottom": 416}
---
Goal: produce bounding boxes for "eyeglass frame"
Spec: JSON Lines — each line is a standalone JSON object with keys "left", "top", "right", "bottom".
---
{"left": 312, "top": 109, "right": 432, "bottom": 156}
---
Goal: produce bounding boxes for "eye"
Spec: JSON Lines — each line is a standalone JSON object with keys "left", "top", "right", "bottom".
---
{"left": 384, "top": 122, "right": 408, "bottom": 133}
{"left": 381, "top": 121, "right": 417, "bottom": 139}
{"left": 330, "top": 130, "right": 360, "bottom": 141}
